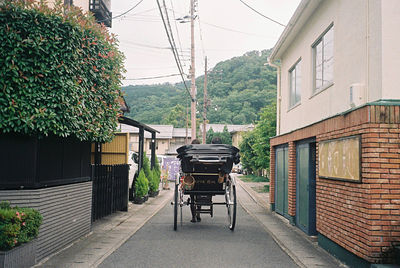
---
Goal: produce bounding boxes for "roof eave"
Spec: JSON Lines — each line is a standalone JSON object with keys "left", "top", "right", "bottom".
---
{"left": 269, "top": 0, "right": 319, "bottom": 62}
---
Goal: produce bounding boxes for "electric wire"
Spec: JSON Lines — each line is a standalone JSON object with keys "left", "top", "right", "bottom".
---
{"left": 97, "top": 0, "right": 145, "bottom": 23}
{"left": 196, "top": 5, "right": 206, "bottom": 65}
{"left": 124, "top": 73, "right": 181, "bottom": 80}
{"left": 238, "top": 0, "right": 286, "bottom": 27}
{"left": 162, "top": 0, "right": 186, "bottom": 76}
{"left": 169, "top": 0, "right": 187, "bottom": 68}
{"left": 166, "top": 7, "right": 271, "bottom": 38}
{"left": 156, "top": 0, "right": 193, "bottom": 101}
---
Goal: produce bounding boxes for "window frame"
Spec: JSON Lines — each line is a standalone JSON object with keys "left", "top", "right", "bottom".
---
{"left": 288, "top": 58, "right": 302, "bottom": 109}
{"left": 312, "top": 23, "right": 334, "bottom": 95}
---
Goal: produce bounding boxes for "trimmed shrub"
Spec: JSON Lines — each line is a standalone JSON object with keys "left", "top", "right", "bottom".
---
{"left": 142, "top": 152, "right": 151, "bottom": 180}
{"left": 0, "top": 1, "right": 124, "bottom": 142}
{"left": 0, "top": 201, "right": 42, "bottom": 251}
{"left": 149, "top": 169, "right": 160, "bottom": 193}
{"left": 134, "top": 170, "right": 148, "bottom": 198}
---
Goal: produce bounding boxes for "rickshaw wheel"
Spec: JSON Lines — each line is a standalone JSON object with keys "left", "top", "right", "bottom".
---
{"left": 226, "top": 183, "right": 237, "bottom": 231}
{"left": 174, "top": 183, "right": 178, "bottom": 230}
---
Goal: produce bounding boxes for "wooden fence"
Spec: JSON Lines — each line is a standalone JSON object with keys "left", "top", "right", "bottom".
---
{"left": 91, "top": 164, "right": 129, "bottom": 221}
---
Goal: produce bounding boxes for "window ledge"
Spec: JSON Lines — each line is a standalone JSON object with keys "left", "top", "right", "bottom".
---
{"left": 288, "top": 102, "right": 301, "bottom": 112}
{"left": 310, "top": 82, "right": 334, "bottom": 99}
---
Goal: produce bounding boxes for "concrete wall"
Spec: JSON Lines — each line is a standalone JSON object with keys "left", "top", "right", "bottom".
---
{"left": 0, "top": 182, "right": 92, "bottom": 262}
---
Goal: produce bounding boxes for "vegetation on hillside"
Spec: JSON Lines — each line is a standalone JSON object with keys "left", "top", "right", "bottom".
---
{"left": 123, "top": 49, "right": 276, "bottom": 126}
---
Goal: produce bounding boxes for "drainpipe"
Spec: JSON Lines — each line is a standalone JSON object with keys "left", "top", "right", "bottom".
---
{"left": 267, "top": 58, "right": 282, "bottom": 135}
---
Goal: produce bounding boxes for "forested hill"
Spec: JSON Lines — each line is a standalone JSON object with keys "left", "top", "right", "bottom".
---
{"left": 122, "top": 49, "right": 277, "bottom": 126}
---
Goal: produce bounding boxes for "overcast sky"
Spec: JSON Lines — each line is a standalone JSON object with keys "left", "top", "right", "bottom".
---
{"left": 109, "top": 0, "right": 301, "bottom": 86}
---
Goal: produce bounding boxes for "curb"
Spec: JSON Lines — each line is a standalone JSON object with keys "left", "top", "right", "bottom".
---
{"left": 236, "top": 182, "right": 307, "bottom": 268}
{"left": 235, "top": 176, "right": 269, "bottom": 210}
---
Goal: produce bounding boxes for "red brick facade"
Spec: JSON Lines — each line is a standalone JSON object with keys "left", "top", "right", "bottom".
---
{"left": 270, "top": 105, "right": 400, "bottom": 263}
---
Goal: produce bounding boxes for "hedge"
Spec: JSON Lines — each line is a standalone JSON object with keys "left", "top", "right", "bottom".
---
{"left": 0, "top": 1, "right": 125, "bottom": 142}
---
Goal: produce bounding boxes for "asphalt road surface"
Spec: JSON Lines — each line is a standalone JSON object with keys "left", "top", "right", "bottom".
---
{"left": 99, "top": 192, "right": 298, "bottom": 268}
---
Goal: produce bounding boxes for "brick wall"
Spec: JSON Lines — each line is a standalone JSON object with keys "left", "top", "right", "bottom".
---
{"left": 270, "top": 104, "right": 400, "bottom": 263}
{"left": 270, "top": 146, "right": 275, "bottom": 205}
{"left": 288, "top": 141, "right": 296, "bottom": 217}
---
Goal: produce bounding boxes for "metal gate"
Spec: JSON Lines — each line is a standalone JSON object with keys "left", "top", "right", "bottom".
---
{"left": 91, "top": 164, "right": 129, "bottom": 222}
{"left": 275, "top": 145, "right": 288, "bottom": 217}
{"left": 296, "top": 141, "right": 317, "bottom": 235}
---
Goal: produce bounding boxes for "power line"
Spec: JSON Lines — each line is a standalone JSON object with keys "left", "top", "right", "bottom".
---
{"left": 123, "top": 73, "right": 181, "bottom": 80}
{"left": 162, "top": 0, "right": 185, "bottom": 75}
{"left": 202, "top": 20, "right": 271, "bottom": 38}
{"left": 98, "top": 0, "right": 145, "bottom": 23}
{"left": 166, "top": 8, "right": 272, "bottom": 38}
{"left": 196, "top": 2, "right": 206, "bottom": 65}
{"left": 156, "top": 0, "right": 193, "bottom": 101}
{"left": 238, "top": 0, "right": 286, "bottom": 27}
{"left": 169, "top": 0, "right": 187, "bottom": 68}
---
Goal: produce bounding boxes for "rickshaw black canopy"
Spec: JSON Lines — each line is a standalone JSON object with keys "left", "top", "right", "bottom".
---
{"left": 177, "top": 144, "right": 240, "bottom": 174}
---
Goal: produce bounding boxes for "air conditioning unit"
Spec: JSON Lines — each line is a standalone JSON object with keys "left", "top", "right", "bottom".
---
{"left": 349, "top": 83, "right": 366, "bottom": 108}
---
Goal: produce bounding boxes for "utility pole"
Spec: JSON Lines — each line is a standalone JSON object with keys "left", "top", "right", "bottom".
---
{"left": 185, "top": 102, "right": 189, "bottom": 144}
{"left": 202, "top": 56, "right": 207, "bottom": 144}
{"left": 190, "top": 0, "right": 196, "bottom": 141}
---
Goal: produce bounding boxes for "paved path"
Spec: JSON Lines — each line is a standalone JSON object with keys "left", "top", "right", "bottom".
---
{"left": 37, "top": 175, "right": 345, "bottom": 268}
{"left": 36, "top": 190, "right": 174, "bottom": 268}
{"left": 99, "top": 194, "right": 298, "bottom": 268}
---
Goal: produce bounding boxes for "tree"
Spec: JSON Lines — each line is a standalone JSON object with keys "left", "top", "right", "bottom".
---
{"left": 162, "top": 104, "right": 186, "bottom": 128}
{"left": 206, "top": 127, "right": 215, "bottom": 144}
{"left": 0, "top": 1, "right": 124, "bottom": 142}
{"left": 239, "top": 101, "right": 276, "bottom": 175}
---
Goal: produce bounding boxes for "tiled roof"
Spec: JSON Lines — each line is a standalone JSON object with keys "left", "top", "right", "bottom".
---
{"left": 172, "top": 128, "right": 191, "bottom": 138}
{"left": 205, "top": 124, "right": 254, "bottom": 133}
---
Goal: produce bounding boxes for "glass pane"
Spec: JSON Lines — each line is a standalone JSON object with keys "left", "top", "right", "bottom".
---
{"left": 290, "top": 69, "right": 296, "bottom": 107}
{"left": 314, "top": 43, "right": 323, "bottom": 90}
{"left": 295, "top": 63, "right": 301, "bottom": 103}
{"left": 323, "top": 27, "right": 334, "bottom": 84}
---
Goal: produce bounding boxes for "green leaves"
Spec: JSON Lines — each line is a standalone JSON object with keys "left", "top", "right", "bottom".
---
{"left": 239, "top": 101, "right": 276, "bottom": 174}
{"left": 0, "top": 2, "right": 124, "bottom": 142}
{"left": 0, "top": 204, "right": 42, "bottom": 251}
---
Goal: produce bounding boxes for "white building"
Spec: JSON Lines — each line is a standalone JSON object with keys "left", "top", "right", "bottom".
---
{"left": 269, "top": 0, "right": 400, "bottom": 265}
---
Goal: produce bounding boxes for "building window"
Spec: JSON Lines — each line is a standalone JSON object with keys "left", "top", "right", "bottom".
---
{"left": 313, "top": 25, "right": 334, "bottom": 92}
{"left": 64, "top": 0, "right": 73, "bottom": 6}
{"left": 289, "top": 60, "right": 301, "bottom": 108}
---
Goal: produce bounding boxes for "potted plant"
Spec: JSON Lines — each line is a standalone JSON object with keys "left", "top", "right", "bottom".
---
{"left": 0, "top": 201, "right": 42, "bottom": 268}
{"left": 148, "top": 169, "right": 160, "bottom": 197}
{"left": 149, "top": 156, "right": 161, "bottom": 197}
{"left": 133, "top": 170, "right": 149, "bottom": 204}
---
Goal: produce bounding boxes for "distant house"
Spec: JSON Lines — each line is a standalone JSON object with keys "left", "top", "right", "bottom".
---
{"left": 269, "top": 0, "right": 400, "bottom": 265}
{"left": 119, "top": 124, "right": 190, "bottom": 156}
{"left": 204, "top": 124, "right": 254, "bottom": 147}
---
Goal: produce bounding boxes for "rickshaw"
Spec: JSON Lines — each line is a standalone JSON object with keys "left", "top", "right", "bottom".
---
{"left": 173, "top": 144, "right": 240, "bottom": 231}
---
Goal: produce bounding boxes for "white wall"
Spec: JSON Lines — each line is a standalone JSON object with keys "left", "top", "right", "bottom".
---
{"left": 278, "top": 0, "right": 381, "bottom": 135}
{"left": 73, "top": 0, "right": 89, "bottom": 12}
{"left": 381, "top": 0, "right": 400, "bottom": 100}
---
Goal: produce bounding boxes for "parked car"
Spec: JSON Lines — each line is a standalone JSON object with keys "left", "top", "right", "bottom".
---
{"left": 232, "top": 163, "right": 242, "bottom": 174}
{"left": 128, "top": 151, "right": 139, "bottom": 198}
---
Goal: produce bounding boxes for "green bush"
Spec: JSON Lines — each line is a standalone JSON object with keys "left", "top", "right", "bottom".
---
{"left": 154, "top": 155, "right": 161, "bottom": 180}
{"left": 135, "top": 170, "right": 148, "bottom": 198}
{"left": 149, "top": 169, "right": 160, "bottom": 193}
{"left": 0, "top": 201, "right": 42, "bottom": 251}
{"left": 0, "top": 1, "right": 124, "bottom": 142}
{"left": 142, "top": 152, "right": 151, "bottom": 180}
